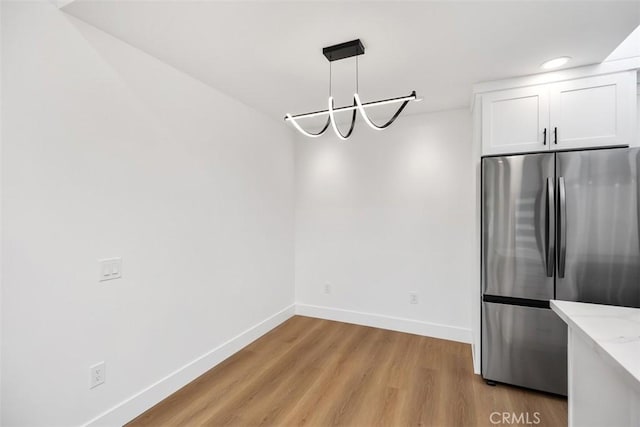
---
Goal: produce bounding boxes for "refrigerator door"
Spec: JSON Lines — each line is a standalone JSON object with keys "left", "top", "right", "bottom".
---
{"left": 556, "top": 148, "right": 640, "bottom": 308}
{"left": 482, "top": 153, "right": 556, "bottom": 300}
{"left": 482, "top": 302, "right": 568, "bottom": 395}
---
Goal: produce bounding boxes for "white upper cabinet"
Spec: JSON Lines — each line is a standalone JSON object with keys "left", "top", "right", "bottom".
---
{"left": 482, "top": 86, "right": 549, "bottom": 156}
{"left": 549, "top": 72, "right": 636, "bottom": 150}
{"left": 480, "top": 71, "right": 637, "bottom": 156}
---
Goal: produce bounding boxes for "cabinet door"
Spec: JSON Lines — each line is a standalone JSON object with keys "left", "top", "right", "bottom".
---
{"left": 482, "top": 86, "right": 550, "bottom": 155}
{"left": 549, "top": 72, "right": 636, "bottom": 150}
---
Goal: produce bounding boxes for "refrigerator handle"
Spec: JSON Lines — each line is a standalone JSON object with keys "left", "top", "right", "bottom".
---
{"left": 545, "top": 177, "right": 555, "bottom": 277}
{"left": 558, "top": 177, "right": 567, "bottom": 278}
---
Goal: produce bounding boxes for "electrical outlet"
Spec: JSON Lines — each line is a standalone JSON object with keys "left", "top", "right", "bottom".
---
{"left": 323, "top": 283, "right": 331, "bottom": 294}
{"left": 99, "top": 258, "right": 122, "bottom": 282}
{"left": 409, "top": 292, "right": 419, "bottom": 304}
{"left": 89, "top": 362, "right": 105, "bottom": 389}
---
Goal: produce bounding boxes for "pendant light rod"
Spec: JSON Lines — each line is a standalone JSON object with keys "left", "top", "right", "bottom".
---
{"left": 284, "top": 91, "right": 419, "bottom": 121}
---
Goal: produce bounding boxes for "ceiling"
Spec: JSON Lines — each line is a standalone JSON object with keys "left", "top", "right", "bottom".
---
{"left": 62, "top": 1, "right": 639, "bottom": 128}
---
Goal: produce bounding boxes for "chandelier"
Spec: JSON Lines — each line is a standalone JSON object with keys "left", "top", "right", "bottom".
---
{"left": 285, "top": 39, "right": 420, "bottom": 140}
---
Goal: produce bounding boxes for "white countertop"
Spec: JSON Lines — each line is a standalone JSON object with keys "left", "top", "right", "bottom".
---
{"left": 551, "top": 300, "right": 640, "bottom": 393}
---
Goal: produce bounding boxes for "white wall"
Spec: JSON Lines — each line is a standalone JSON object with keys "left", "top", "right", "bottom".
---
{"left": 0, "top": 1, "right": 3, "bottom": 421}
{"left": 1, "top": 2, "right": 294, "bottom": 425}
{"left": 294, "top": 110, "right": 474, "bottom": 343}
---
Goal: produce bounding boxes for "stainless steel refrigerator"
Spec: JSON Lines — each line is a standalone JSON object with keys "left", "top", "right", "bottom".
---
{"left": 481, "top": 147, "right": 640, "bottom": 396}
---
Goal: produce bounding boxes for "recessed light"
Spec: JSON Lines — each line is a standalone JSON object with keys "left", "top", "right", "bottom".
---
{"left": 541, "top": 56, "right": 571, "bottom": 70}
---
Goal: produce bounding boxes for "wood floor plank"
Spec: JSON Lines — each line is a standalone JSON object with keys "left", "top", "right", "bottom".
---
{"left": 275, "top": 323, "right": 368, "bottom": 427}
{"left": 127, "top": 316, "right": 567, "bottom": 427}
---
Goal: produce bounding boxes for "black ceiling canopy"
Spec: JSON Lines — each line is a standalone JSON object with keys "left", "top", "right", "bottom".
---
{"left": 322, "top": 39, "right": 365, "bottom": 62}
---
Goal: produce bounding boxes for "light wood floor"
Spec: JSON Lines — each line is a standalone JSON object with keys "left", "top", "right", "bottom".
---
{"left": 128, "top": 316, "right": 567, "bottom": 427}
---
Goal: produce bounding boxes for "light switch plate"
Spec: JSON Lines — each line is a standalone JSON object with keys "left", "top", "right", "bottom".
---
{"left": 99, "top": 257, "right": 122, "bottom": 282}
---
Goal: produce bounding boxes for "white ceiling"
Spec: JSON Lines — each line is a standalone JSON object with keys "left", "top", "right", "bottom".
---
{"left": 606, "top": 23, "right": 640, "bottom": 61}
{"left": 62, "top": 1, "right": 640, "bottom": 127}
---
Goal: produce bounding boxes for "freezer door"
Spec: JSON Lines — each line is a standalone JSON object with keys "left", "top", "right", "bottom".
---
{"left": 482, "top": 302, "right": 567, "bottom": 395}
{"left": 556, "top": 148, "right": 640, "bottom": 308}
{"left": 482, "top": 154, "right": 555, "bottom": 300}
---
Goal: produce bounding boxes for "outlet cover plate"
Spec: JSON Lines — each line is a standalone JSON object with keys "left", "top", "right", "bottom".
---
{"left": 89, "top": 361, "right": 105, "bottom": 389}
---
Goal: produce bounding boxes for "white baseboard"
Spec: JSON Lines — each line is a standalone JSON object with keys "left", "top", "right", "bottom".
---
{"left": 83, "top": 304, "right": 296, "bottom": 427}
{"left": 295, "top": 303, "right": 472, "bottom": 344}
{"left": 472, "top": 341, "right": 481, "bottom": 374}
